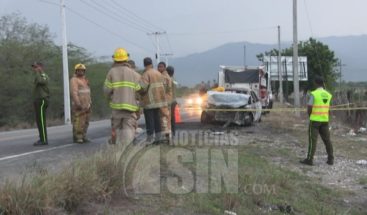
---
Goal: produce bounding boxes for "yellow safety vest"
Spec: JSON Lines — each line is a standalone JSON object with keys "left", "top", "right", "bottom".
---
{"left": 310, "top": 88, "right": 332, "bottom": 122}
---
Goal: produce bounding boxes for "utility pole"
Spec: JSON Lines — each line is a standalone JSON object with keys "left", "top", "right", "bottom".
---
{"left": 148, "top": 31, "right": 166, "bottom": 64}
{"left": 160, "top": 53, "right": 173, "bottom": 66}
{"left": 338, "top": 59, "right": 346, "bottom": 89}
{"left": 277, "top": 25, "right": 283, "bottom": 104}
{"left": 243, "top": 44, "right": 246, "bottom": 69}
{"left": 293, "top": 0, "right": 300, "bottom": 114}
{"left": 60, "top": 0, "right": 71, "bottom": 124}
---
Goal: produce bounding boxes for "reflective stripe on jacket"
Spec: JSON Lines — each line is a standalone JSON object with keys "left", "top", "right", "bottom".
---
{"left": 103, "top": 63, "right": 141, "bottom": 112}
{"left": 140, "top": 68, "right": 167, "bottom": 109}
{"left": 310, "top": 88, "right": 332, "bottom": 122}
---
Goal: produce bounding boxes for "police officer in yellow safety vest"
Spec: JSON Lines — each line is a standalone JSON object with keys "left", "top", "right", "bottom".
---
{"left": 300, "top": 76, "right": 334, "bottom": 166}
{"left": 104, "top": 48, "right": 142, "bottom": 145}
{"left": 70, "top": 63, "right": 91, "bottom": 144}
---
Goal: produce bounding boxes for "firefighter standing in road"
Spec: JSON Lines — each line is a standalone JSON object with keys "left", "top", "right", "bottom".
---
{"left": 32, "top": 62, "right": 50, "bottom": 146}
{"left": 301, "top": 76, "right": 334, "bottom": 166}
{"left": 70, "top": 63, "right": 92, "bottom": 144}
{"left": 140, "top": 58, "right": 167, "bottom": 144}
{"left": 157, "top": 62, "right": 173, "bottom": 143}
{"left": 104, "top": 48, "right": 142, "bottom": 145}
{"left": 166, "top": 65, "right": 177, "bottom": 136}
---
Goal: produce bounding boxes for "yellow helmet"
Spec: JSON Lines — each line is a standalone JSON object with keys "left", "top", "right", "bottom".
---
{"left": 113, "top": 48, "right": 129, "bottom": 62}
{"left": 74, "top": 63, "right": 86, "bottom": 71}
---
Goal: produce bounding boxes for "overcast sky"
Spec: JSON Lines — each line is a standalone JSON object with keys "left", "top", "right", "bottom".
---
{"left": 1, "top": 0, "right": 367, "bottom": 61}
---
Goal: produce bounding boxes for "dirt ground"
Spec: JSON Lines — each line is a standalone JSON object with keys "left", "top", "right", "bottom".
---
{"left": 246, "top": 112, "right": 367, "bottom": 209}
{"left": 178, "top": 112, "right": 367, "bottom": 211}
{"left": 72, "top": 111, "right": 367, "bottom": 214}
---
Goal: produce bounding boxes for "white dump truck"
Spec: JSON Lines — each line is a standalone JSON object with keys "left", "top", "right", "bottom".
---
{"left": 218, "top": 65, "right": 273, "bottom": 110}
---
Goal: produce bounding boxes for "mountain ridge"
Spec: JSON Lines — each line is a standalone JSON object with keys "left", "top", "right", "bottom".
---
{"left": 171, "top": 35, "right": 367, "bottom": 86}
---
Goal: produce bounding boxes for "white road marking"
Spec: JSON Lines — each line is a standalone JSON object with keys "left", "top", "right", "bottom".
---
{"left": 0, "top": 144, "right": 74, "bottom": 161}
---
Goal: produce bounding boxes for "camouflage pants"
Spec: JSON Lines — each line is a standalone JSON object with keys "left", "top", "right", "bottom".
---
{"left": 72, "top": 109, "right": 90, "bottom": 141}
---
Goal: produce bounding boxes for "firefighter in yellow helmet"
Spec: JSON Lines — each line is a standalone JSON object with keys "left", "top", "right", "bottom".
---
{"left": 70, "top": 63, "right": 92, "bottom": 143}
{"left": 104, "top": 48, "right": 142, "bottom": 145}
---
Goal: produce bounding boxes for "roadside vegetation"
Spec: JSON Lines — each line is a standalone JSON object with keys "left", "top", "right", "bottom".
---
{"left": 0, "top": 13, "right": 194, "bottom": 131}
{"left": 0, "top": 13, "right": 112, "bottom": 129}
{"left": 1, "top": 110, "right": 366, "bottom": 214}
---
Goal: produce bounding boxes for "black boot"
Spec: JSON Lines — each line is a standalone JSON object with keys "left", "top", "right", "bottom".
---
{"left": 33, "top": 140, "right": 48, "bottom": 146}
{"left": 300, "top": 159, "right": 313, "bottom": 166}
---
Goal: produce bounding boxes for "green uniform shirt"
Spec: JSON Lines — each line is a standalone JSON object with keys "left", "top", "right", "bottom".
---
{"left": 33, "top": 72, "right": 50, "bottom": 100}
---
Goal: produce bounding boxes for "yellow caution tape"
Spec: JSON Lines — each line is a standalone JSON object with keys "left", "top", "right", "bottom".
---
{"left": 331, "top": 103, "right": 354, "bottom": 107}
{"left": 183, "top": 106, "right": 367, "bottom": 112}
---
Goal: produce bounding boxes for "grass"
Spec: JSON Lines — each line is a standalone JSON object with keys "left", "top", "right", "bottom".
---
{"left": 359, "top": 176, "right": 367, "bottom": 185}
{"left": 0, "top": 146, "right": 127, "bottom": 214}
{"left": 154, "top": 145, "right": 358, "bottom": 215}
{"left": 0, "top": 111, "right": 366, "bottom": 214}
{"left": 0, "top": 146, "right": 361, "bottom": 215}
{"left": 265, "top": 109, "right": 367, "bottom": 160}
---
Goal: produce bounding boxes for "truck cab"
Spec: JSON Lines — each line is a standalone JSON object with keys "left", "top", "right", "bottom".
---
{"left": 218, "top": 65, "right": 273, "bottom": 110}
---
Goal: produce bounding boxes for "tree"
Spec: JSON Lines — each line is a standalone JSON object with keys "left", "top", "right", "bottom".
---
{"left": 0, "top": 13, "right": 59, "bottom": 127}
{"left": 0, "top": 13, "right": 111, "bottom": 128}
{"left": 257, "top": 38, "right": 339, "bottom": 95}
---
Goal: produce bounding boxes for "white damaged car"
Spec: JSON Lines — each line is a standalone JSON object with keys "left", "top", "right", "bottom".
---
{"left": 200, "top": 89, "right": 262, "bottom": 126}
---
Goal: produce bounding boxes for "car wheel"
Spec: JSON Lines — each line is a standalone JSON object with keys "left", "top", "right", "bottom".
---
{"left": 268, "top": 100, "right": 273, "bottom": 109}
{"left": 243, "top": 113, "right": 254, "bottom": 126}
{"left": 201, "top": 111, "right": 210, "bottom": 124}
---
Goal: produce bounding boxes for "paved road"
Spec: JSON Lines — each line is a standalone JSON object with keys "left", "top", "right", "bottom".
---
{"left": 0, "top": 102, "right": 202, "bottom": 182}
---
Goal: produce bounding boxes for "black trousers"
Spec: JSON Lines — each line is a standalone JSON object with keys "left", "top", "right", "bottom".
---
{"left": 34, "top": 98, "right": 48, "bottom": 143}
{"left": 170, "top": 102, "right": 177, "bottom": 136}
{"left": 143, "top": 108, "right": 161, "bottom": 137}
{"left": 307, "top": 121, "right": 334, "bottom": 161}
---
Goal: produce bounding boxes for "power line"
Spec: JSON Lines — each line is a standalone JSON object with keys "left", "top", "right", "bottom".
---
{"left": 160, "top": 53, "right": 174, "bottom": 66}
{"left": 39, "top": 0, "right": 58, "bottom": 6}
{"left": 165, "top": 34, "right": 174, "bottom": 54}
{"left": 110, "top": 0, "right": 165, "bottom": 32}
{"left": 303, "top": 0, "right": 314, "bottom": 36}
{"left": 302, "top": 0, "right": 324, "bottom": 74}
{"left": 89, "top": 0, "right": 156, "bottom": 33}
{"left": 148, "top": 31, "right": 166, "bottom": 63}
{"left": 148, "top": 35, "right": 158, "bottom": 50}
{"left": 169, "top": 26, "right": 277, "bottom": 36}
{"left": 79, "top": 0, "right": 150, "bottom": 33}
{"left": 66, "top": 6, "right": 152, "bottom": 54}
{"left": 104, "top": 0, "right": 160, "bottom": 32}
{"left": 39, "top": 0, "right": 153, "bottom": 54}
